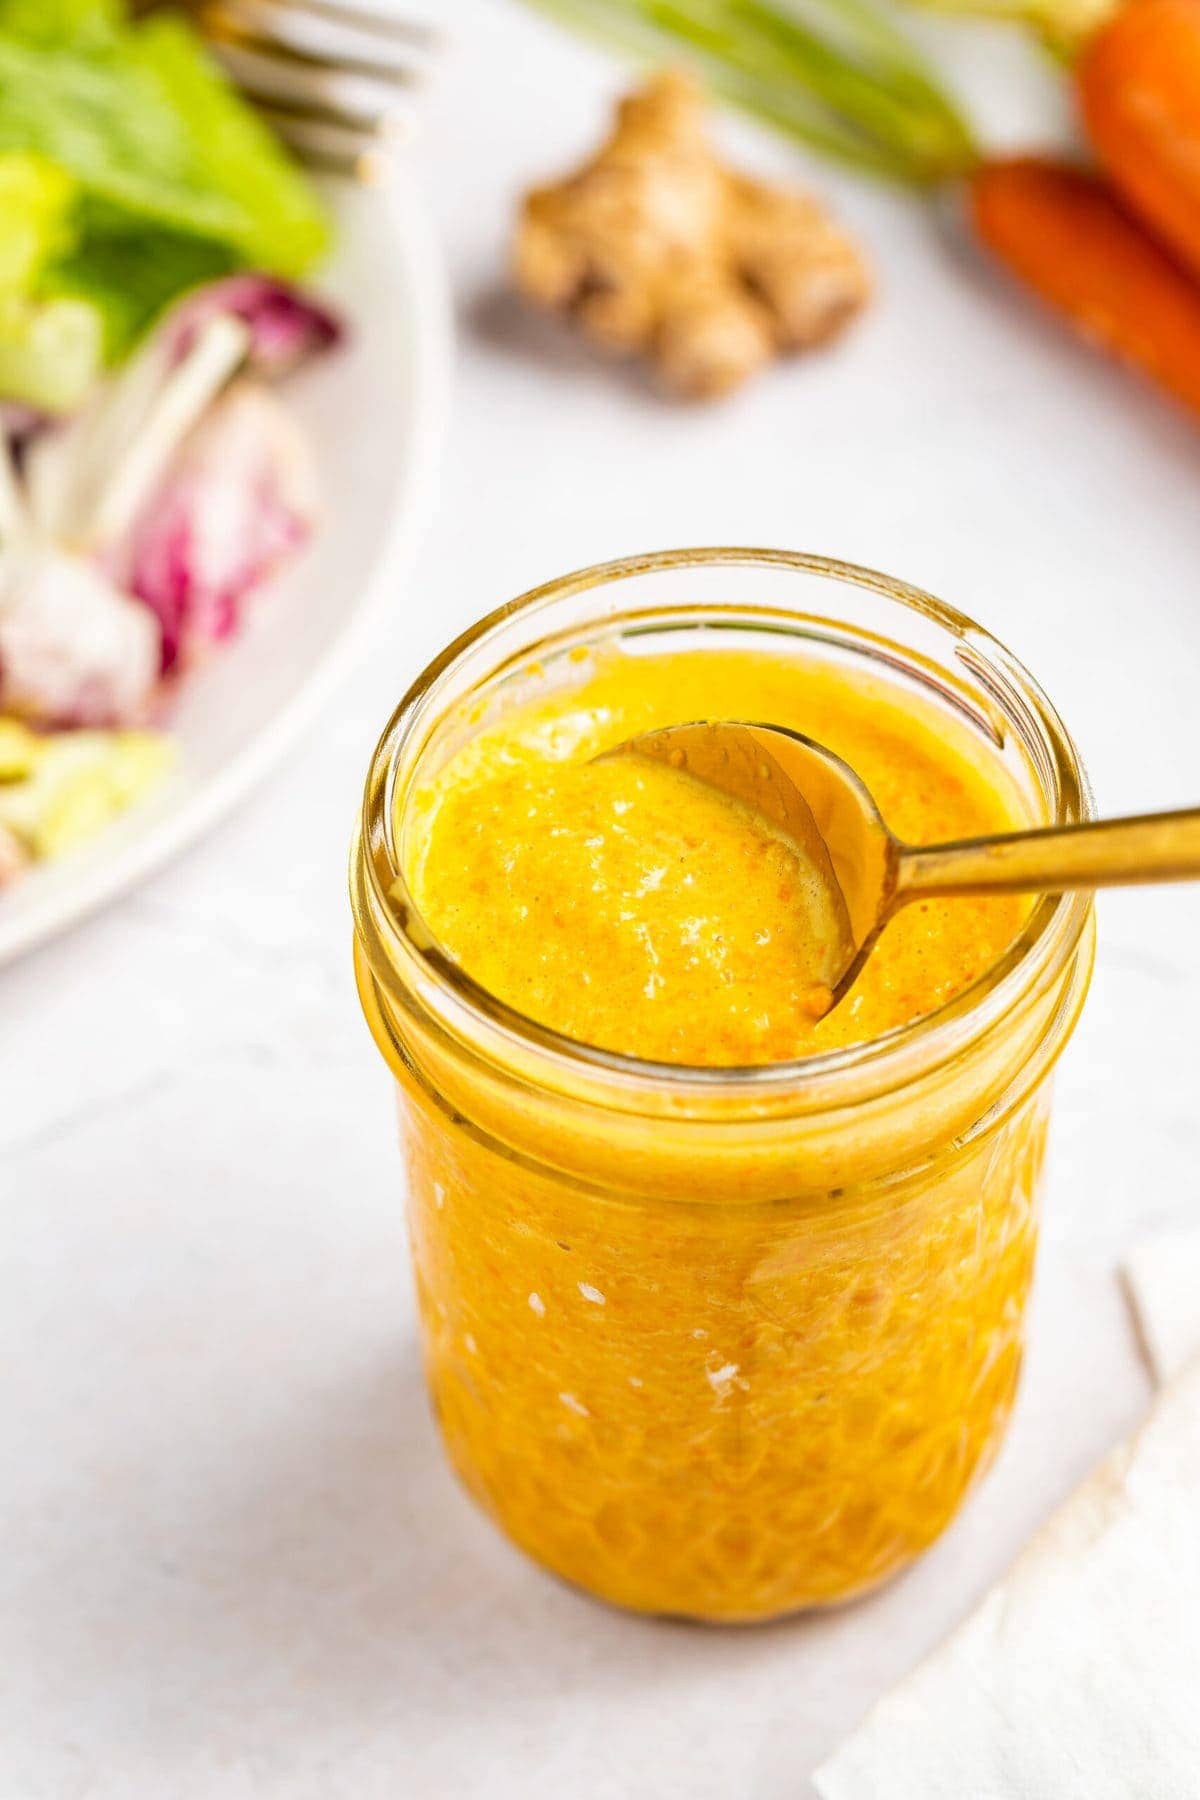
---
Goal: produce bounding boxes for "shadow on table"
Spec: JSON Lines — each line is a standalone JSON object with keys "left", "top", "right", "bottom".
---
{"left": 466, "top": 284, "right": 668, "bottom": 406}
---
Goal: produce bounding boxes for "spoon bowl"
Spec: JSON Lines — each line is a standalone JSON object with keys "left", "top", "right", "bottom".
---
{"left": 604, "top": 719, "right": 1200, "bottom": 1010}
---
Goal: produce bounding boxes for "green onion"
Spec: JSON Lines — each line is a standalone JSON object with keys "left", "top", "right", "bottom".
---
{"left": 520, "top": 0, "right": 977, "bottom": 183}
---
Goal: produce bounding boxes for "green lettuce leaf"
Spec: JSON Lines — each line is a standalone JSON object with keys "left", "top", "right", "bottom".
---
{"left": 0, "top": 150, "right": 105, "bottom": 407}
{"left": 42, "top": 214, "right": 237, "bottom": 359}
{"left": 0, "top": 150, "right": 78, "bottom": 293}
{"left": 0, "top": 0, "right": 122, "bottom": 47}
{"left": 0, "top": 4, "right": 330, "bottom": 276}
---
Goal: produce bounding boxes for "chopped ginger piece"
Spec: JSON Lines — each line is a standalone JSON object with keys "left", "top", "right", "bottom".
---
{"left": 513, "top": 70, "right": 869, "bottom": 398}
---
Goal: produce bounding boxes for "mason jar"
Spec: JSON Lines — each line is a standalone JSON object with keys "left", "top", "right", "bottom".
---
{"left": 350, "top": 548, "right": 1095, "bottom": 1622}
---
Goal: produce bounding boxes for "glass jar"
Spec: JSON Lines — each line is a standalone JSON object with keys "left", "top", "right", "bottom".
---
{"left": 351, "top": 549, "right": 1095, "bottom": 1623}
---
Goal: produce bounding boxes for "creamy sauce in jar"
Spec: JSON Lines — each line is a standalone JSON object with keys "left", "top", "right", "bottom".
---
{"left": 407, "top": 647, "right": 1027, "bottom": 1062}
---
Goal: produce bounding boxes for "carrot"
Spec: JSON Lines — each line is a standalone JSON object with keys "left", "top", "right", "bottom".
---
{"left": 968, "top": 156, "right": 1200, "bottom": 417}
{"left": 1078, "top": 0, "right": 1200, "bottom": 282}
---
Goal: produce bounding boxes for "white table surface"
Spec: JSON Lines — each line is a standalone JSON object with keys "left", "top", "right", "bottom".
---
{"left": 4, "top": 6, "right": 1200, "bottom": 1795}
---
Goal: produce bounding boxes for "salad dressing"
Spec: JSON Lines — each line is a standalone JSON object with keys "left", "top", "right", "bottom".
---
{"left": 354, "top": 593, "right": 1094, "bottom": 1621}
{"left": 408, "top": 648, "right": 1028, "bottom": 1062}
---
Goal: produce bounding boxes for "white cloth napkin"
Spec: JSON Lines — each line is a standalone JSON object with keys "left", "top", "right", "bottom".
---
{"left": 814, "top": 1225, "right": 1200, "bottom": 1800}
{"left": 1123, "top": 1225, "right": 1200, "bottom": 1384}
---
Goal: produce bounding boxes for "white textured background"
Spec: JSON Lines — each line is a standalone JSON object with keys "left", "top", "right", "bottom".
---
{"left": 4, "top": 4, "right": 1200, "bottom": 1794}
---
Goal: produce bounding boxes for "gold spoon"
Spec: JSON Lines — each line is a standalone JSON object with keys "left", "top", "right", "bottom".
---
{"left": 604, "top": 721, "right": 1200, "bottom": 1008}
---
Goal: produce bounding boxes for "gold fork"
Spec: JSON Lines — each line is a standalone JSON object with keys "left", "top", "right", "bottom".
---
{"left": 150, "top": 0, "right": 442, "bottom": 179}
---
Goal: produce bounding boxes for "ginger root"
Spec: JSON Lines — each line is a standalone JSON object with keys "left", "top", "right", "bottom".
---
{"left": 513, "top": 71, "right": 870, "bottom": 399}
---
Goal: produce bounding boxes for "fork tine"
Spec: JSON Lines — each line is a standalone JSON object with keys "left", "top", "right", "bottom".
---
{"left": 248, "top": 0, "right": 444, "bottom": 49}
{"left": 274, "top": 133, "right": 395, "bottom": 182}
{"left": 208, "top": 44, "right": 417, "bottom": 144}
{"left": 198, "top": 6, "right": 424, "bottom": 85}
{"left": 236, "top": 84, "right": 408, "bottom": 138}
{"left": 251, "top": 91, "right": 413, "bottom": 165}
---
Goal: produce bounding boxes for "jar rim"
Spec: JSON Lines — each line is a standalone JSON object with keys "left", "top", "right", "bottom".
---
{"left": 352, "top": 547, "right": 1094, "bottom": 1111}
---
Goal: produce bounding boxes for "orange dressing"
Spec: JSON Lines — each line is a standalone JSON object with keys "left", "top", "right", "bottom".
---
{"left": 362, "top": 643, "right": 1086, "bottom": 1619}
{"left": 408, "top": 648, "right": 1027, "bottom": 1061}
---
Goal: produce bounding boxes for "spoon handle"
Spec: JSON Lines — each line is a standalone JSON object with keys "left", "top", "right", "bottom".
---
{"left": 896, "top": 807, "right": 1200, "bottom": 900}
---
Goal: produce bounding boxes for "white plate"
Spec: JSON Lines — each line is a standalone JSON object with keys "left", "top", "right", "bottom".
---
{"left": 0, "top": 173, "right": 452, "bottom": 966}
